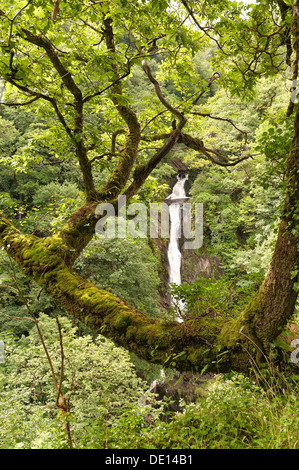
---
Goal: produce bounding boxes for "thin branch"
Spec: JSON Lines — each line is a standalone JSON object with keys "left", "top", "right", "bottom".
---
{"left": 77, "top": 17, "right": 104, "bottom": 36}
{"left": 140, "top": 110, "right": 168, "bottom": 133}
{"left": 0, "top": 96, "right": 40, "bottom": 107}
{"left": 190, "top": 72, "right": 220, "bottom": 106}
{"left": 181, "top": 0, "right": 230, "bottom": 56}
{"left": 55, "top": 316, "right": 65, "bottom": 407}
{"left": 3, "top": 76, "right": 74, "bottom": 138}
{"left": 0, "top": 311, "right": 34, "bottom": 323}
{"left": 124, "top": 124, "right": 186, "bottom": 200}
{"left": 89, "top": 152, "right": 117, "bottom": 164}
{"left": 20, "top": 28, "right": 83, "bottom": 102}
{"left": 6, "top": 1, "right": 32, "bottom": 49}
{"left": 201, "top": 146, "right": 251, "bottom": 166}
{"left": 50, "top": 98, "right": 74, "bottom": 139}
{"left": 139, "top": 146, "right": 161, "bottom": 152}
{"left": 177, "top": 132, "right": 251, "bottom": 166}
{"left": 141, "top": 58, "right": 186, "bottom": 122}
{"left": 51, "top": 0, "right": 61, "bottom": 21}
{"left": 6, "top": 255, "right": 60, "bottom": 395}
{"left": 140, "top": 132, "right": 171, "bottom": 142}
{"left": 140, "top": 71, "right": 220, "bottom": 134}
{"left": 190, "top": 111, "right": 248, "bottom": 142}
{"left": 83, "top": 70, "right": 132, "bottom": 103}
{"left": 5, "top": 253, "right": 73, "bottom": 448}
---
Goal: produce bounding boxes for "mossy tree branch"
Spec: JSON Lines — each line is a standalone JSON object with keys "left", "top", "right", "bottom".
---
{"left": 96, "top": 16, "right": 141, "bottom": 201}
{"left": 0, "top": 1, "right": 298, "bottom": 377}
{"left": 0, "top": 210, "right": 248, "bottom": 373}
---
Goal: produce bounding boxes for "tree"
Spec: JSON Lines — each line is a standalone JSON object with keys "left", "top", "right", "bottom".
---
{"left": 0, "top": 0, "right": 298, "bottom": 373}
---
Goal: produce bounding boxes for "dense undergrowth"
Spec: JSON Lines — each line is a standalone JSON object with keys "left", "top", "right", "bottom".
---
{"left": 1, "top": 315, "right": 298, "bottom": 449}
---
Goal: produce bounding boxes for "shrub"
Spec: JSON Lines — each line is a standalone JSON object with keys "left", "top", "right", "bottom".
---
{"left": 85, "top": 373, "right": 299, "bottom": 449}
{"left": 0, "top": 314, "right": 152, "bottom": 448}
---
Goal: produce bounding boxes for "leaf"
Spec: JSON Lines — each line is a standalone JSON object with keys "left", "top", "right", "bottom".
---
{"left": 173, "top": 374, "right": 184, "bottom": 387}
{"left": 200, "top": 364, "right": 209, "bottom": 375}
{"left": 293, "top": 282, "right": 299, "bottom": 292}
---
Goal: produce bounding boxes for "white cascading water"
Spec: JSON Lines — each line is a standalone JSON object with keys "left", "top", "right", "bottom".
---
{"left": 148, "top": 173, "right": 188, "bottom": 394}
{"left": 166, "top": 173, "right": 189, "bottom": 322}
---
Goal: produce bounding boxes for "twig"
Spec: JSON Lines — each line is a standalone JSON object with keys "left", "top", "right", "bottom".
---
{"left": 0, "top": 311, "right": 34, "bottom": 322}
{"left": 51, "top": 0, "right": 60, "bottom": 21}
{"left": 190, "top": 112, "right": 248, "bottom": 142}
{"left": 6, "top": 253, "right": 74, "bottom": 448}
{"left": 55, "top": 316, "right": 64, "bottom": 406}
{"left": 141, "top": 58, "right": 186, "bottom": 123}
{"left": 0, "top": 96, "right": 40, "bottom": 107}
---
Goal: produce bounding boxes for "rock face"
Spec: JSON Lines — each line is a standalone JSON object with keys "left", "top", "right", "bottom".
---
{"left": 149, "top": 372, "right": 217, "bottom": 415}
{"left": 181, "top": 249, "right": 223, "bottom": 284}
{"left": 151, "top": 165, "right": 223, "bottom": 310}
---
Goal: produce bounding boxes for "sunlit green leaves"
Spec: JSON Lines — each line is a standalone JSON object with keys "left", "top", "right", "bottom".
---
{"left": 0, "top": 0, "right": 206, "bottom": 168}
{"left": 204, "top": 0, "right": 288, "bottom": 96}
{"left": 0, "top": 313, "right": 152, "bottom": 448}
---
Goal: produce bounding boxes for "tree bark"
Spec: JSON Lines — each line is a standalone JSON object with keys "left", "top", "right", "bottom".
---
{"left": 1, "top": 104, "right": 298, "bottom": 373}
{"left": 217, "top": 106, "right": 299, "bottom": 368}
{"left": 0, "top": 0, "right": 298, "bottom": 375}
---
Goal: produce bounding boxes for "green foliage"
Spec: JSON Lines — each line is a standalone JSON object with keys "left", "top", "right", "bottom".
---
{"left": 0, "top": 314, "right": 152, "bottom": 449}
{"left": 0, "top": 0, "right": 204, "bottom": 158}
{"left": 76, "top": 373, "right": 299, "bottom": 449}
{"left": 254, "top": 112, "right": 294, "bottom": 184}
{"left": 207, "top": 0, "right": 288, "bottom": 96}
{"left": 0, "top": 252, "right": 62, "bottom": 338}
{"left": 190, "top": 153, "right": 286, "bottom": 275}
{"left": 21, "top": 180, "right": 84, "bottom": 236}
{"left": 1, "top": 313, "right": 298, "bottom": 450}
{"left": 74, "top": 238, "right": 161, "bottom": 317}
{"left": 133, "top": 163, "right": 174, "bottom": 203}
{"left": 0, "top": 107, "right": 83, "bottom": 234}
{"left": 0, "top": 252, "right": 39, "bottom": 336}
{"left": 0, "top": 0, "right": 298, "bottom": 451}
{"left": 168, "top": 273, "right": 262, "bottom": 321}
{"left": 0, "top": 116, "right": 23, "bottom": 159}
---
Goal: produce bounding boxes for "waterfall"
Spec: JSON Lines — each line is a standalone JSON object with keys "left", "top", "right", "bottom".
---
{"left": 166, "top": 173, "right": 189, "bottom": 322}
{"left": 148, "top": 173, "right": 189, "bottom": 395}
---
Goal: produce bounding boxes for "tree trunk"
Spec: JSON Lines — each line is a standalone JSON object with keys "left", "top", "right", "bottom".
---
{"left": 1, "top": 2, "right": 298, "bottom": 375}
{"left": 217, "top": 107, "right": 299, "bottom": 369}
{"left": 1, "top": 105, "right": 298, "bottom": 373}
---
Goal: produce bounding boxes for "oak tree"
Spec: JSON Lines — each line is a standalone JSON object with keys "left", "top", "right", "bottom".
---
{"left": 0, "top": 0, "right": 298, "bottom": 373}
